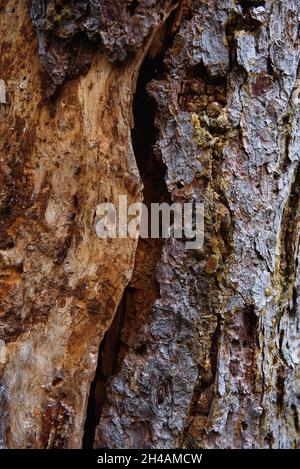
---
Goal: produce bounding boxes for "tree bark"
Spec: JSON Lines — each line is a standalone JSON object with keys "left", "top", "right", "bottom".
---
{"left": 0, "top": 0, "right": 299, "bottom": 449}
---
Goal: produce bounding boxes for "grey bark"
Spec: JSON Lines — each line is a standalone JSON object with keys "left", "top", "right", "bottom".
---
{"left": 95, "top": 0, "right": 300, "bottom": 449}
{"left": 0, "top": 0, "right": 299, "bottom": 449}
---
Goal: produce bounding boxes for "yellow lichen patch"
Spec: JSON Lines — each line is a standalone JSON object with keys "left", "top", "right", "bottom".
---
{"left": 211, "top": 236, "right": 219, "bottom": 254}
{"left": 204, "top": 254, "right": 219, "bottom": 274}
{"left": 216, "top": 270, "right": 223, "bottom": 283}
{"left": 191, "top": 112, "right": 214, "bottom": 148}
{"left": 265, "top": 287, "right": 272, "bottom": 297}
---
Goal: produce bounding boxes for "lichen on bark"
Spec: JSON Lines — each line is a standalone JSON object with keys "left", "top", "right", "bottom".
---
{"left": 0, "top": 0, "right": 299, "bottom": 449}
{"left": 95, "top": 0, "right": 300, "bottom": 449}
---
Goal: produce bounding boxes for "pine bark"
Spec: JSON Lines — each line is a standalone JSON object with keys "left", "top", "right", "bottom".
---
{"left": 0, "top": 0, "right": 299, "bottom": 449}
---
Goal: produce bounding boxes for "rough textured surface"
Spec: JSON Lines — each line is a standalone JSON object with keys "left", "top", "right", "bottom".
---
{"left": 30, "top": 0, "right": 178, "bottom": 92}
{"left": 0, "top": 0, "right": 176, "bottom": 448}
{"left": 0, "top": 0, "right": 300, "bottom": 449}
{"left": 95, "top": 0, "right": 300, "bottom": 449}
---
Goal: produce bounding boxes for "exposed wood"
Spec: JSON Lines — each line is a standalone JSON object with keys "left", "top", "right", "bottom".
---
{"left": 0, "top": 0, "right": 299, "bottom": 449}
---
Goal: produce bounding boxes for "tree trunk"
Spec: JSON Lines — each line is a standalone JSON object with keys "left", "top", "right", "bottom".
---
{"left": 0, "top": 0, "right": 299, "bottom": 449}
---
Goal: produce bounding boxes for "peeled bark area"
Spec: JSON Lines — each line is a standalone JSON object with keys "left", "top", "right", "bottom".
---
{"left": 0, "top": 0, "right": 300, "bottom": 449}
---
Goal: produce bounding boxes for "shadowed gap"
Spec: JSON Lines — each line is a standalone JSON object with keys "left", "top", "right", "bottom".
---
{"left": 82, "top": 51, "right": 169, "bottom": 448}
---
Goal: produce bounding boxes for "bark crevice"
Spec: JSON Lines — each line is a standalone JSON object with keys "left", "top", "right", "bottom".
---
{"left": 82, "top": 47, "right": 169, "bottom": 449}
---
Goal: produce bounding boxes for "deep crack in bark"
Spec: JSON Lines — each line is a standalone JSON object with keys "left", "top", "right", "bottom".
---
{"left": 82, "top": 49, "right": 169, "bottom": 449}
